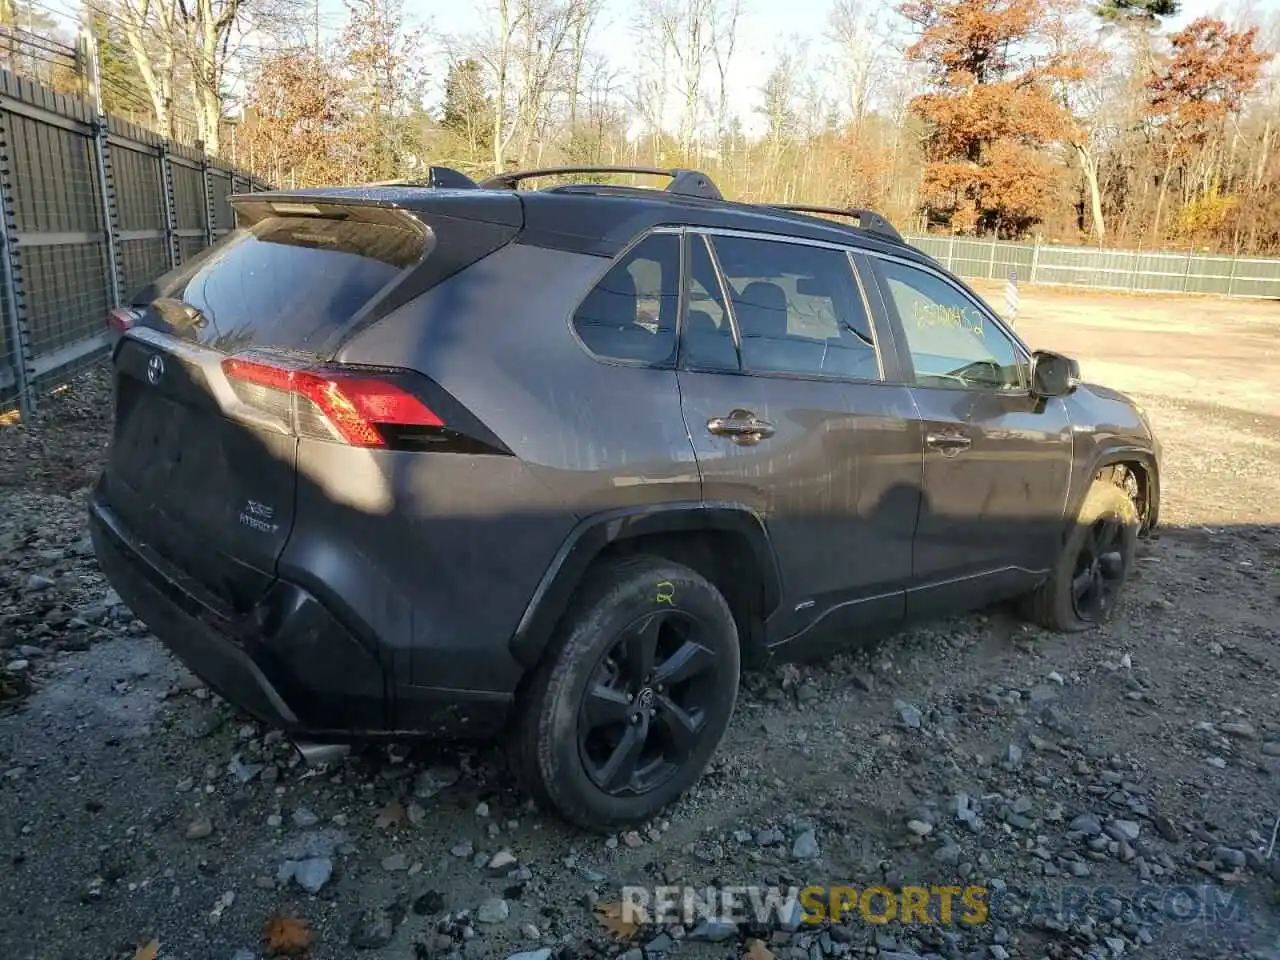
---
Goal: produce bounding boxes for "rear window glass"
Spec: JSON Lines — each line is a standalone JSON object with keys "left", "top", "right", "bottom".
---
{"left": 160, "top": 215, "right": 425, "bottom": 352}
{"left": 571, "top": 233, "right": 679, "bottom": 365}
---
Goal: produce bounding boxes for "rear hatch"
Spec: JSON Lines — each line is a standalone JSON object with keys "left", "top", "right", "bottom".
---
{"left": 103, "top": 191, "right": 521, "bottom": 615}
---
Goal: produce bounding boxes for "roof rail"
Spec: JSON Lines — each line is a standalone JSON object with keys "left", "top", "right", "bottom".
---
{"left": 365, "top": 166, "right": 479, "bottom": 189}
{"left": 767, "top": 204, "right": 903, "bottom": 244}
{"left": 478, "top": 166, "right": 723, "bottom": 201}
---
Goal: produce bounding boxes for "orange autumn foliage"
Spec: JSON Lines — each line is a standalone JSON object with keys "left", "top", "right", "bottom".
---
{"left": 1146, "top": 17, "right": 1273, "bottom": 150}
{"left": 901, "top": 0, "right": 1081, "bottom": 237}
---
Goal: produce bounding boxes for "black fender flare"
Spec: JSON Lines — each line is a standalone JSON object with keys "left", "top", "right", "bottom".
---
{"left": 509, "top": 501, "right": 782, "bottom": 668}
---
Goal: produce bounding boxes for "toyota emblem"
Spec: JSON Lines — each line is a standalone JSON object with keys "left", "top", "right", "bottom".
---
{"left": 146, "top": 353, "right": 165, "bottom": 385}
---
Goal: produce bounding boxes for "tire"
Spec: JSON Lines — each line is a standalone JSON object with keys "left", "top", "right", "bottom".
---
{"left": 512, "top": 555, "right": 740, "bottom": 831}
{"left": 1022, "top": 479, "right": 1139, "bottom": 632}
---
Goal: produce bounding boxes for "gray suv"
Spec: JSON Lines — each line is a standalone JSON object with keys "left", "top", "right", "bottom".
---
{"left": 90, "top": 166, "right": 1161, "bottom": 829}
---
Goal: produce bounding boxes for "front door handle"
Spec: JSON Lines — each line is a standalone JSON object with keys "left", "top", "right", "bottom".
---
{"left": 926, "top": 431, "right": 972, "bottom": 455}
{"left": 707, "top": 409, "right": 776, "bottom": 445}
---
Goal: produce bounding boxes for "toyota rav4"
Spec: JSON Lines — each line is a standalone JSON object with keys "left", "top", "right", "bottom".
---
{"left": 90, "top": 165, "right": 1160, "bottom": 829}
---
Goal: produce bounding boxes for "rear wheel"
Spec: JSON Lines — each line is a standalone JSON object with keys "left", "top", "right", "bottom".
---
{"left": 513, "top": 556, "right": 740, "bottom": 830}
{"left": 1022, "top": 479, "right": 1139, "bottom": 632}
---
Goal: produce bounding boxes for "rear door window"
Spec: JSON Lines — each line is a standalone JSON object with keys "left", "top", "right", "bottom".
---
{"left": 152, "top": 214, "right": 426, "bottom": 352}
{"left": 707, "top": 235, "right": 880, "bottom": 380}
{"left": 681, "top": 234, "right": 739, "bottom": 371}
{"left": 572, "top": 233, "right": 679, "bottom": 366}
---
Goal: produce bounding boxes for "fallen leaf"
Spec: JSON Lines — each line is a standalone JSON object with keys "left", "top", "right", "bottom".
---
{"left": 374, "top": 801, "right": 405, "bottom": 830}
{"left": 134, "top": 941, "right": 159, "bottom": 960}
{"left": 263, "top": 912, "right": 312, "bottom": 956}
{"left": 744, "top": 938, "right": 776, "bottom": 960}
{"left": 594, "top": 900, "right": 642, "bottom": 940}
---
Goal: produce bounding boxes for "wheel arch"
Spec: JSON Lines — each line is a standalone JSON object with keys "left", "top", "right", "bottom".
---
{"left": 510, "top": 502, "right": 782, "bottom": 670}
{"left": 1087, "top": 445, "right": 1160, "bottom": 534}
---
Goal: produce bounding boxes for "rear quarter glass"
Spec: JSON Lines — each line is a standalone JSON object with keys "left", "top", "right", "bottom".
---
{"left": 134, "top": 209, "right": 429, "bottom": 353}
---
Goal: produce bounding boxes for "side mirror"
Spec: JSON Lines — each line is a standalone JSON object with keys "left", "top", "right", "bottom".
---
{"left": 1030, "top": 350, "right": 1079, "bottom": 398}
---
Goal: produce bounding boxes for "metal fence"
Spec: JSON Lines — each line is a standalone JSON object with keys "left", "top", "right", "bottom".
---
{"left": 903, "top": 234, "right": 1280, "bottom": 299}
{"left": 0, "top": 68, "right": 269, "bottom": 418}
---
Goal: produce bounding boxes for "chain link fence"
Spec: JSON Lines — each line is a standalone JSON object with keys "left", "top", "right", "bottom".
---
{"left": 0, "top": 68, "right": 269, "bottom": 419}
{"left": 904, "top": 234, "right": 1280, "bottom": 299}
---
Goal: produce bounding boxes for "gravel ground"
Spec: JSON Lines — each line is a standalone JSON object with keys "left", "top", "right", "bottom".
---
{"left": 2, "top": 289, "right": 1279, "bottom": 960}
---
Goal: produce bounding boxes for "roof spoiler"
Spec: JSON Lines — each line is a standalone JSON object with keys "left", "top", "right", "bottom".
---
{"left": 478, "top": 165, "right": 723, "bottom": 201}
{"left": 767, "top": 204, "right": 903, "bottom": 244}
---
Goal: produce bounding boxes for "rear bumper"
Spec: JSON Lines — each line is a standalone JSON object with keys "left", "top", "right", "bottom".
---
{"left": 89, "top": 492, "right": 512, "bottom": 740}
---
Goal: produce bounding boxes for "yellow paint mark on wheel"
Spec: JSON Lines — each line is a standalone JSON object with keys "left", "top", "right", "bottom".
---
{"left": 655, "top": 581, "right": 675, "bottom": 605}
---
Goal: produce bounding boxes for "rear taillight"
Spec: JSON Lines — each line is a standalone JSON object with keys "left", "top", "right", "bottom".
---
{"left": 108, "top": 307, "right": 141, "bottom": 333}
{"left": 222, "top": 355, "right": 442, "bottom": 448}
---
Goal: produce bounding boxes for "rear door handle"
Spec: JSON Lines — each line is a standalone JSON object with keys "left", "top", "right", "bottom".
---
{"left": 926, "top": 431, "right": 972, "bottom": 454}
{"left": 707, "top": 409, "right": 776, "bottom": 445}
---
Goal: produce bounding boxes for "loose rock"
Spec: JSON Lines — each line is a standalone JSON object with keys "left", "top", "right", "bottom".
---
{"left": 414, "top": 765, "right": 461, "bottom": 799}
{"left": 791, "top": 827, "right": 820, "bottom": 860}
{"left": 1105, "top": 820, "right": 1140, "bottom": 842}
{"left": 350, "top": 906, "right": 398, "bottom": 949}
{"left": 1152, "top": 813, "right": 1180, "bottom": 842}
{"left": 895, "top": 699, "right": 923, "bottom": 730}
{"left": 488, "top": 849, "right": 517, "bottom": 870}
{"left": 688, "top": 919, "right": 738, "bottom": 942}
{"left": 413, "top": 891, "right": 445, "bottom": 915}
{"left": 291, "top": 857, "right": 333, "bottom": 894}
{"left": 1220, "top": 721, "right": 1256, "bottom": 739}
{"left": 476, "top": 898, "right": 510, "bottom": 924}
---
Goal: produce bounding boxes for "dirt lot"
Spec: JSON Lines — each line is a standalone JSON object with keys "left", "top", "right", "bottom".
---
{"left": 1, "top": 285, "right": 1279, "bottom": 960}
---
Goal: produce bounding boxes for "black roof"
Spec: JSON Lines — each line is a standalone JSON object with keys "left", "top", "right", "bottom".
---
{"left": 512, "top": 187, "right": 923, "bottom": 261}
{"left": 240, "top": 165, "right": 936, "bottom": 268}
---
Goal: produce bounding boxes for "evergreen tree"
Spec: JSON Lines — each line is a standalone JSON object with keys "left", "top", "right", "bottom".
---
{"left": 441, "top": 58, "right": 491, "bottom": 151}
{"left": 1094, "top": 0, "right": 1179, "bottom": 26}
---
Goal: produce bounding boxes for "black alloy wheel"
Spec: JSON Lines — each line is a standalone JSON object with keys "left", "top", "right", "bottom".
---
{"left": 513, "top": 556, "right": 740, "bottom": 830}
{"left": 1070, "top": 516, "right": 1127, "bottom": 622}
{"left": 1020, "top": 478, "right": 1139, "bottom": 633}
{"left": 577, "top": 609, "right": 717, "bottom": 797}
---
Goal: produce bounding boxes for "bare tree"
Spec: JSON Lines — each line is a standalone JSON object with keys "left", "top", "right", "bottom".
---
{"left": 642, "top": 0, "right": 719, "bottom": 158}
{"left": 514, "top": 0, "right": 576, "bottom": 164}
{"left": 480, "top": 0, "right": 523, "bottom": 172}
{"left": 115, "top": 0, "right": 179, "bottom": 136}
{"left": 709, "top": 0, "right": 742, "bottom": 150}
{"left": 174, "top": 0, "right": 244, "bottom": 153}
{"left": 567, "top": 0, "right": 604, "bottom": 131}
{"left": 757, "top": 39, "right": 806, "bottom": 197}
{"left": 471, "top": 0, "right": 577, "bottom": 171}
{"left": 827, "top": 0, "right": 887, "bottom": 131}
{"left": 1046, "top": 0, "right": 1115, "bottom": 243}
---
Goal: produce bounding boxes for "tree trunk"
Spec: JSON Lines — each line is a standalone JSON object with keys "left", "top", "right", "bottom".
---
{"left": 1151, "top": 153, "right": 1174, "bottom": 241}
{"left": 1254, "top": 117, "right": 1272, "bottom": 190}
{"left": 491, "top": 0, "right": 511, "bottom": 173}
{"left": 1074, "top": 142, "right": 1106, "bottom": 245}
{"left": 120, "top": 0, "right": 175, "bottom": 136}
